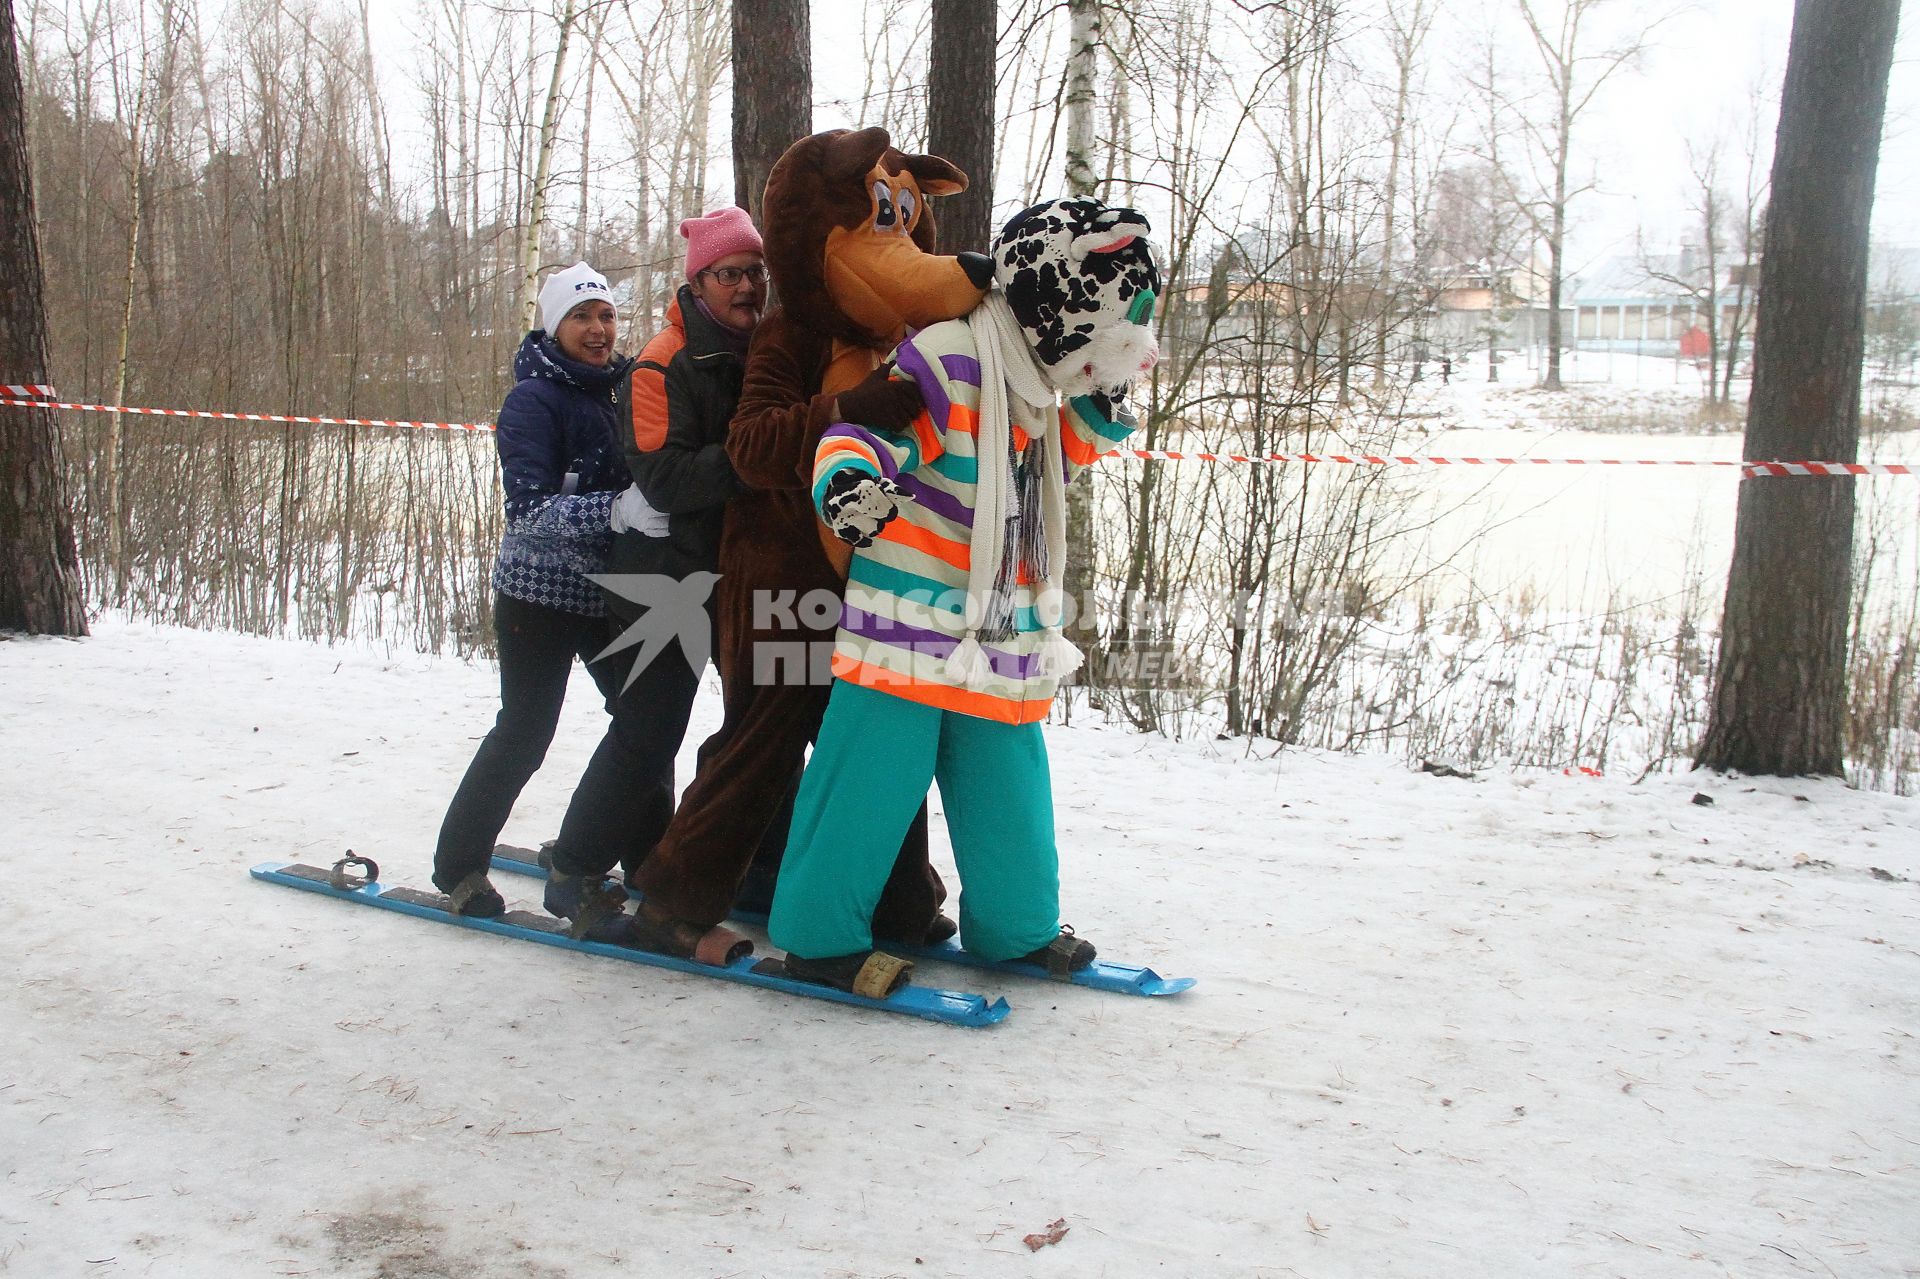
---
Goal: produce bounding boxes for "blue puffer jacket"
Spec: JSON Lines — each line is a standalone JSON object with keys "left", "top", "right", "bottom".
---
{"left": 489, "top": 331, "right": 637, "bottom": 616}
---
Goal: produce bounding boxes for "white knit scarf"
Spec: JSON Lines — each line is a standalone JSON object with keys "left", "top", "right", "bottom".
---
{"left": 945, "top": 289, "right": 1084, "bottom": 688}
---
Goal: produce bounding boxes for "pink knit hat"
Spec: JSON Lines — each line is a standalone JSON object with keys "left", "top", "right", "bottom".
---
{"left": 680, "top": 206, "right": 765, "bottom": 280}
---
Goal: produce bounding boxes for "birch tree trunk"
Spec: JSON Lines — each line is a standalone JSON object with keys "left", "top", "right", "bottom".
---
{"left": 357, "top": 0, "right": 398, "bottom": 310}
{"left": 1062, "top": 0, "right": 1101, "bottom": 674}
{"left": 516, "top": 0, "right": 578, "bottom": 334}
{"left": 605, "top": 11, "right": 659, "bottom": 328}
{"left": 575, "top": 2, "right": 607, "bottom": 259}
{"left": 1063, "top": 0, "right": 1099, "bottom": 198}
{"left": 108, "top": 85, "right": 142, "bottom": 602}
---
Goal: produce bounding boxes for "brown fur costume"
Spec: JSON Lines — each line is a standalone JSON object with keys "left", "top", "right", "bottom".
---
{"left": 631, "top": 128, "right": 990, "bottom": 935}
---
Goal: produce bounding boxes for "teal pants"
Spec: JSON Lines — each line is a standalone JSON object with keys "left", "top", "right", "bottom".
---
{"left": 769, "top": 679, "right": 1061, "bottom": 962}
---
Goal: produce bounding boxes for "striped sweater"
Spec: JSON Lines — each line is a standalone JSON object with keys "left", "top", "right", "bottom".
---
{"left": 811, "top": 318, "right": 1140, "bottom": 724}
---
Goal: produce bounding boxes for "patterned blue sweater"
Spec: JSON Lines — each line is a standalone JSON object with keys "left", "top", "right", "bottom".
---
{"left": 489, "top": 332, "right": 636, "bottom": 616}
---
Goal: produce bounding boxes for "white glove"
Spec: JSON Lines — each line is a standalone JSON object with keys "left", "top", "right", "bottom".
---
{"left": 609, "top": 483, "right": 670, "bottom": 536}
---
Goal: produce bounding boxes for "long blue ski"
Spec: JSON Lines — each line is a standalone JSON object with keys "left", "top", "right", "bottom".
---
{"left": 251, "top": 861, "right": 1009, "bottom": 1028}
{"left": 490, "top": 847, "right": 1196, "bottom": 998}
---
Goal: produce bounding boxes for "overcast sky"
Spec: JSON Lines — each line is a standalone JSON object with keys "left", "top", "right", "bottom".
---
{"left": 802, "top": 0, "right": 1920, "bottom": 271}
{"left": 1556, "top": 0, "right": 1920, "bottom": 266}
{"left": 358, "top": 0, "right": 1918, "bottom": 271}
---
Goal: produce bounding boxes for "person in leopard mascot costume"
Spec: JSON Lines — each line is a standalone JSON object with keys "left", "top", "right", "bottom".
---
{"left": 764, "top": 197, "right": 1162, "bottom": 997}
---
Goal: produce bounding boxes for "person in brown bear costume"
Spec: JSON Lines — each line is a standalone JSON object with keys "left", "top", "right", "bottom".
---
{"left": 588, "top": 128, "right": 995, "bottom": 959}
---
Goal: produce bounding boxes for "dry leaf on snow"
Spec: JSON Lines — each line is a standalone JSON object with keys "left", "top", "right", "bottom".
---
{"left": 1023, "top": 1218, "right": 1070, "bottom": 1251}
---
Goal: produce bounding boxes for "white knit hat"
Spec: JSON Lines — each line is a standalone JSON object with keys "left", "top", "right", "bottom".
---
{"left": 538, "top": 262, "right": 613, "bottom": 335}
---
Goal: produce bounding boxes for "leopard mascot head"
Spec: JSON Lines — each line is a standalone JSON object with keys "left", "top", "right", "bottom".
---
{"left": 992, "top": 197, "right": 1161, "bottom": 398}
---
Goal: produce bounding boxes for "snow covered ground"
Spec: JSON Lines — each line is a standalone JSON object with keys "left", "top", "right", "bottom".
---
{"left": 1399, "top": 348, "right": 1920, "bottom": 436}
{"left": 3, "top": 619, "right": 1917, "bottom": 1278}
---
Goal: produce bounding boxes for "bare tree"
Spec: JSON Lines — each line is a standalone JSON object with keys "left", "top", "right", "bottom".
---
{"left": 573, "top": 0, "right": 610, "bottom": 259}
{"left": 1696, "top": 0, "right": 1900, "bottom": 777}
{"left": 103, "top": 0, "right": 154, "bottom": 598}
{"left": 1638, "top": 140, "right": 1734, "bottom": 403}
{"left": 848, "top": 0, "right": 930, "bottom": 145}
{"left": 1061, "top": 0, "right": 1102, "bottom": 664}
{"left": 1633, "top": 105, "right": 1769, "bottom": 411}
{"left": 1719, "top": 94, "right": 1768, "bottom": 405}
{"left": 1506, "top": 0, "right": 1655, "bottom": 390}
{"left": 732, "top": 0, "right": 810, "bottom": 224}
{"left": 1373, "top": 0, "right": 1435, "bottom": 384}
{"left": 998, "top": 0, "right": 1064, "bottom": 205}
{"left": 516, "top": 0, "right": 580, "bottom": 335}
{"left": 927, "top": 0, "right": 996, "bottom": 254}
{"left": 0, "top": 0, "right": 86, "bottom": 635}
{"left": 603, "top": 4, "right": 666, "bottom": 328}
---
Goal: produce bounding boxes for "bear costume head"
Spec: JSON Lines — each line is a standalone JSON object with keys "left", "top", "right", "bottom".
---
{"left": 759, "top": 127, "right": 997, "bottom": 574}
{"left": 761, "top": 126, "right": 994, "bottom": 366}
{"left": 993, "top": 197, "right": 1161, "bottom": 397}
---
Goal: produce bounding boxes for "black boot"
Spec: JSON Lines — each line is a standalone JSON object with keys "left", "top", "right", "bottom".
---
{"left": 1016, "top": 927, "right": 1096, "bottom": 979}
{"left": 440, "top": 871, "right": 505, "bottom": 918}
{"left": 782, "top": 950, "right": 914, "bottom": 999}
{"left": 542, "top": 871, "right": 631, "bottom": 943}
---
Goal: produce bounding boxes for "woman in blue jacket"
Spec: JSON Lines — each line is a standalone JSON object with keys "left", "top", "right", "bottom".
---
{"left": 433, "top": 262, "right": 642, "bottom": 916}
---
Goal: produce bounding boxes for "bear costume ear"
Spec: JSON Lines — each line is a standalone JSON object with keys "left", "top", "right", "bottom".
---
{"left": 898, "top": 153, "right": 968, "bottom": 198}
{"left": 825, "top": 127, "right": 894, "bottom": 184}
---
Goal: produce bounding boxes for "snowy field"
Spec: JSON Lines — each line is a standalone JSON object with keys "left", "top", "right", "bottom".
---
{"left": 1397, "top": 362, "right": 1920, "bottom": 618}
{"left": 1385, "top": 347, "right": 1920, "bottom": 432}
{"left": 3, "top": 618, "right": 1918, "bottom": 1278}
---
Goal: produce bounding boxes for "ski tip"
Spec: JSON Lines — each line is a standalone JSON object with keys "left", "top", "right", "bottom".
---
{"left": 912, "top": 993, "right": 1010, "bottom": 1026}
{"left": 1140, "top": 975, "right": 1197, "bottom": 996}
{"left": 975, "top": 996, "right": 1013, "bottom": 1026}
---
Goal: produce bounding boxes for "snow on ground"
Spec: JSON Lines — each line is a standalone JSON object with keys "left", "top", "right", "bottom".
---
{"left": 1399, "top": 349, "right": 1920, "bottom": 438}
{"left": 3, "top": 618, "right": 1917, "bottom": 1278}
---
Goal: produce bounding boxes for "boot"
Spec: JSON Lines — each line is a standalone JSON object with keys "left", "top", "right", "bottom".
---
{"left": 1016, "top": 926, "right": 1096, "bottom": 979}
{"left": 543, "top": 871, "right": 631, "bottom": 943}
{"left": 622, "top": 899, "right": 754, "bottom": 966}
{"left": 439, "top": 871, "right": 505, "bottom": 919}
{"left": 781, "top": 950, "right": 914, "bottom": 999}
{"left": 877, "top": 912, "right": 957, "bottom": 947}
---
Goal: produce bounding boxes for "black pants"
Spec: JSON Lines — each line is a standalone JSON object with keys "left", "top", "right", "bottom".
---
{"left": 549, "top": 599, "right": 791, "bottom": 900}
{"left": 433, "top": 593, "right": 624, "bottom": 892}
{"left": 547, "top": 597, "right": 704, "bottom": 881}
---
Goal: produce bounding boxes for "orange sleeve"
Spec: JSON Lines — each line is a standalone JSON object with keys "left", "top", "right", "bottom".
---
{"left": 629, "top": 327, "right": 684, "bottom": 452}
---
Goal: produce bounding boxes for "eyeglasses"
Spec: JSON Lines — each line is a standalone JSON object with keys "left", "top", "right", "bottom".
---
{"left": 700, "top": 264, "right": 767, "bottom": 287}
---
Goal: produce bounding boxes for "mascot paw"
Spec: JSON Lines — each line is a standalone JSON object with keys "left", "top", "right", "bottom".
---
{"left": 822, "top": 471, "right": 905, "bottom": 548}
{"left": 836, "top": 367, "right": 925, "bottom": 433}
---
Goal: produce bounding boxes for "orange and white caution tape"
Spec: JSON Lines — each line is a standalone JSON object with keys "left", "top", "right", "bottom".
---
{"left": 1117, "top": 446, "right": 1743, "bottom": 469}
{"left": 1739, "top": 460, "right": 1914, "bottom": 478}
{"left": 2, "top": 384, "right": 57, "bottom": 398}
{"left": 1114, "top": 446, "right": 1914, "bottom": 479}
{"left": 2, "top": 395, "right": 1913, "bottom": 477}
{"left": 0, "top": 395, "right": 493, "bottom": 433}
